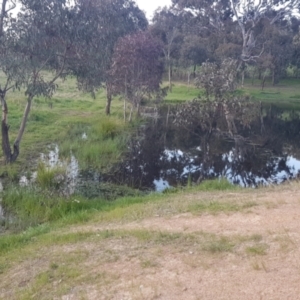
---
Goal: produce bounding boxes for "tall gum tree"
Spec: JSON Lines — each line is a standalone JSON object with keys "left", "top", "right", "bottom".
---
{"left": 229, "top": 0, "right": 300, "bottom": 62}
{"left": 151, "top": 7, "right": 184, "bottom": 92}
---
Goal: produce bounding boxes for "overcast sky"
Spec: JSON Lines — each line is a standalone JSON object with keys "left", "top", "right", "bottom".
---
{"left": 135, "top": 0, "right": 172, "bottom": 20}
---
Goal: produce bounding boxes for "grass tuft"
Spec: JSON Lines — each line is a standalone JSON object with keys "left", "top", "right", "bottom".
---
{"left": 246, "top": 243, "right": 269, "bottom": 255}
{"left": 195, "top": 178, "right": 238, "bottom": 191}
{"left": 202, "top": 236, "right": 235, "bottom": 253}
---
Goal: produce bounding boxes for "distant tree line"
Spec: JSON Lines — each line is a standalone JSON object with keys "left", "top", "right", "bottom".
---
{"left": 151, "top": 0, "right": 300, "bottom": 87}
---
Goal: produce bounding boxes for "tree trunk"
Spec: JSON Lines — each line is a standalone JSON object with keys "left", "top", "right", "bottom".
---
{"left": 261, "top": 73, "right": 266, "bottom": 90}
{"left": 260, "top": 101, "right": 265, "bottom": 134}
{"left": 1, "top": 92, "right": 13, "bottom": 163}
{"left": 193, "top": 65, "right": 196, "bottom": 78}
{"left": 128, "top": 105, "right": 133, "bottom": 122}
{"left": 136, "top": 101, "right": 141, "bottom": 116}
{"left": 223, "top": 103, "right": 237, "bottom": 137}
{"left": 241, "top": 69, "right": 245, "bottom": 87}
{"left": 105, "top": 83, "right": 112, "bottom": 115}
{"left": 252, "top": 71, "right": 255, "bottom": 86}
{"left": 123, "top": 98, "right": 126, "bottom": 123}
{"left": 168, "top": 62, "right": 172, "bottom": 93}
{"left": 1, "top": 93, "right": 32, "bottom": 164}
{"left": 258, "top": 69, "right": 262, "bottom": 80}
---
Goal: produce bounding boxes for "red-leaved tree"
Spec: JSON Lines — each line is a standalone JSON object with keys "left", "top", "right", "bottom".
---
{"left": 109, "top": 31, "right": 164, "bottom": 119}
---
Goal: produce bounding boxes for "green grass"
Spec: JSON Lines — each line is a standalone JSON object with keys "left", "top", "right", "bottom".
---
{"left": 1, "top": 180, "right": 297, "bottom": 299}
{"left": 0, "top": 178, "right": 244, "bottom": 259}
{"left": 239, "top": 78, "right": 300, "bottom": 110}
{"left": 201, "top": 236, "right": 236, "bottom": 253}
{"left": 0, "top": 75, "right": 127, "bottom": 172}
{"left": 36, "top": 162, "right": 66, "bottom": 190}
{"left": 1, "top": 186, "right": 112, "bottom": 230}
{"left": 163, "top": 78, "right": 300, "bottom": 110}
{"left": 246, "top": 243, "right": 269, "bottom": 255}
{"left": 193, "top": 178, "right": 238, "bottom": 191}
{"left": 1, "top": 177, "right": 238, "bottom": 232}
{"left": 164, "top": 82, "right": 202, "bottom": 103}
{"left": 187, "top": 200, "right": 257, "bottom": 215}
{"left": 0, "top": 227, "right": 251, "bottom": 298}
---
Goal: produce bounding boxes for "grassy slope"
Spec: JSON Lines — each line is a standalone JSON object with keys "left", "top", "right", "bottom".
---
{"left": 0, "top": 180, "right": 300, "bottom": 299}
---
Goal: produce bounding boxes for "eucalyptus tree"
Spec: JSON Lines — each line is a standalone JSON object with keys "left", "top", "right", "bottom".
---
{"left": 151, "top": 7, "right": 184, "bottom": 92}
{"left": 0, "top": 0, "right": 49, "bottom": 163}
{"left": 229, "top": 0, "right": 299, "bottom": 63}
{"left": 179, "top": 35, "right": 208, "bottom": 84}
{"left": 109, "top": 31, "right": 164, "bottom": 121}
{"left": 291, "top": 27, "right": 300, "bottom": 77}
{"left": 0, "top": 0, "right": 146, "bottom": 163}
{"left": 0, "top": 0, "right": 85, "bottom": 163}
{"left": 257, "top": 19, "right": 293, "bottom": 87}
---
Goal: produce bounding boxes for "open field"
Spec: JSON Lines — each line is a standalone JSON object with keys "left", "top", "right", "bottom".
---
{"left": 1, "top": 181, "right": 300, "bottom": 299}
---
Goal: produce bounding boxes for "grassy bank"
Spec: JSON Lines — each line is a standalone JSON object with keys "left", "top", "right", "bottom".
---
{"left": 0, "top": 178, "right": 241, "bottom": 258}
{"left": 1, "top": 180, "right": 300, "bottom": 299}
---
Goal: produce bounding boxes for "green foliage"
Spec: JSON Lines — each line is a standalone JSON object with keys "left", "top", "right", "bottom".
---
{"left": 1, "top": 186, "right": 105, "bottom": 229}
{"left": 109, "top": 31, "right": 164, "bottom": 108}
{"left": 246, "top": 244, "right": 269, "bottom": 255}
{"left": 164, "top": 83, "right": 201, "bottom": 103}
{"left": 0, "top": 224, "right": 51, "bottom": 256}
{"left": 195, "top": 59, "right": 238, "bottom": 100}
{"left": 76, "top": 182, "right": 141, "bottom": 200}
{"left": 0, "top": 165, "right": 19, "bottom": 182}
{"left": 97, "top": 118, "right": 121, "bottom": 139}
{"left": 195, "top": 178, "right": 238, "bottom": 191}
{"left": 202, "top": 236, "right": 235, "bottom": 253}
{"left": 59, "top": 117, "right": 128, "bottom": 170}
{"left": 36, "top": 162, "right": 66, "bottom": 190}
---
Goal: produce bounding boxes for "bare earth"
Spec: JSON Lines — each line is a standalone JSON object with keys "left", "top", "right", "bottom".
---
{"left": 1, "top": 184, "right": 300, "bottom": 300}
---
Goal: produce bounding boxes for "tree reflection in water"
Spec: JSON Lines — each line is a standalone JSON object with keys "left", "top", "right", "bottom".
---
{"left": 109, "top": 102, "right": 300, "bottom": 190}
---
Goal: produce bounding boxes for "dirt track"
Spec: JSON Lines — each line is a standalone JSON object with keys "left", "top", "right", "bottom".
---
{"left": 70, "top": 186, "right": 300, "bottom": 299}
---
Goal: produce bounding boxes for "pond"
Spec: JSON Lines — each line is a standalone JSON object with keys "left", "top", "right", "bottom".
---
{"left": 106, "top": 103, "right": 300, "bottom": 191}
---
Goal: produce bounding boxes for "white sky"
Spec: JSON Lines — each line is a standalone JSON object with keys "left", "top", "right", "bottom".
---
{"left": 134, "top": 0, "right": 172, "bottom": 20}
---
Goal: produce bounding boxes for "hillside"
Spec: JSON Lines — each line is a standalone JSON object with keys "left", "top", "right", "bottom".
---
{"left": 1, "top": 182, "right": 300, "bottom": 299}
